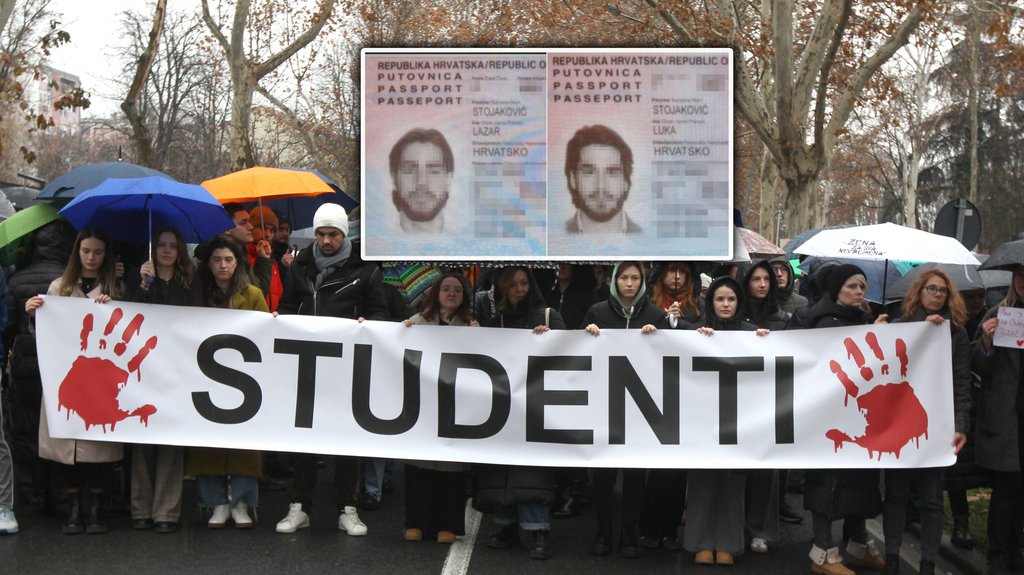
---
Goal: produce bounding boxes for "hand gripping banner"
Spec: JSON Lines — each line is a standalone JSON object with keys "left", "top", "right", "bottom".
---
{"left": 37, "top": 297, "right": 956, "bottom": 469}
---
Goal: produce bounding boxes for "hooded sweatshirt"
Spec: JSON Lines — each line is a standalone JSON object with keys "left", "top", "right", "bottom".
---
{"left": 581, "top": 262, "right": 668, "bottom": 330}
{"left": 769, "top": 255, "right": 807, "bottom": 314}
{"left": 702, "top": 276, "right": 758, "bottom": 332}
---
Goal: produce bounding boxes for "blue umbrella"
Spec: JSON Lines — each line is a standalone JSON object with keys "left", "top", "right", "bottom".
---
{"left": 252, "top": 168, "right": 358, "bottom": 228}
{"left": 38, "top": 161, "right": 172, "bottom": 201}
{"left": 59, "top": 176, "right": 234, "bottom": 245}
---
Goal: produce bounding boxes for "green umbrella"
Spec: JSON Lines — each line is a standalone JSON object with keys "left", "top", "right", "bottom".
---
{"left": 0, "top": 203, "right": 62, "bottom": 266}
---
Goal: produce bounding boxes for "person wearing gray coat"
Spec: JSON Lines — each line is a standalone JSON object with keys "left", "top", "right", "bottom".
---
{"left": 974, "top": 265, "right": 1024, "bottom": 575}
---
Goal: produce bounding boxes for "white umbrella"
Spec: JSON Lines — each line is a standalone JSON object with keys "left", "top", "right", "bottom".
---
{"left": 794, "top": 222, "right": 981, "bottom": 301}
{"left": 793, "top": 223, "right": 980, "bottom": 265}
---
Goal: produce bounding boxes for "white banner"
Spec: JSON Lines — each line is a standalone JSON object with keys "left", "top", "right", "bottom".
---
{"left": 37, "top": 297, "right": 955, "bottom": 469}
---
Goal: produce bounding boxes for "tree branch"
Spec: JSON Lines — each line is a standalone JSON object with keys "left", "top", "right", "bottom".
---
{"left": 811, "top": 0, "right": 851, "bottom": 163}
{"left": 254, "top": 0, "right": 335, "bottom": 80}
{"left": 792, "top": 0, "right": 842, "bottom": 120}
{"left": 121, "top": 0, "right": 167, "bottom": 168}
{"left": 824, "top": 3, "right": 926, "bottom": 148}
{"left": 199, "top": 0, "right": 231, "bottom": 55}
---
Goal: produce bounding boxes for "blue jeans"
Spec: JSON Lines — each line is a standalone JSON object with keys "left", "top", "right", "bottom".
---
{"left": 360, "top": 458, "right": 393, "bottom": 500}
{"left": 494, "top": 502, "right": 550, "bottom": 531}
{"left": 196, "top": 475, "right": 258, "bottom": 509}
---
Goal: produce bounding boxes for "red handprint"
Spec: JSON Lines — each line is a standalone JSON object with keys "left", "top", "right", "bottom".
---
{"left": 824, "top": 331, "right": 928, "bottom": 460}
{"left": 58, "top": 307, "right": 158, "bottom": 432}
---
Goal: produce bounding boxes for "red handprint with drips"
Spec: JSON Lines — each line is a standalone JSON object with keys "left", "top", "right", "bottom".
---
{"left": 824, "top": 331, "right": 928, "bottom": 460}
{"left": 58, "top": 307, "right": 158, "bottom": 432}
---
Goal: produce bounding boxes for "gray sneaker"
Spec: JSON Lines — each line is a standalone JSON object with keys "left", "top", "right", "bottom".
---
{"left": 0, "top": 506, "right": 18, "bottom": 534}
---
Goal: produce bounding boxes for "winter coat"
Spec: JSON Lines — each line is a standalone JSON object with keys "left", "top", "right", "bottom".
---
{"left": 4, "top": 222, "right": 73, "bottom": 464}
{"left": 769, "top": 255, "right": 808, "bottom": 314}
{"left": 248, "top": 243, "right": 283, "bottom": 312}
{"left": 537, "top": 265, "right": 598, "bottom": 331}
{"left": 737, "top": 260, "right": 791, "bottom": 330}
{"left": 184, "top": 283, "right": 267, "bottom": 477}
{"left": 277, "top": 243, "right": 388, "bottom": 321}
{"left": 798, "top": 296, "right": 882, "bottom": 519}
{"left": 973, "top": 305, "right": 1024, "bottom": 472}
{"left": 475, "top": 269, "right": 566, "bottom": 331}
{"left": 126, "top": 269, "right": 203, "bottom": 308}
{"left": 473, "top": 267, "right": 560, "bottom": 510}
{"left": 473, "top": 464, "right": 557, "bottom": 512}
{"left": 38, "top": 278, "right": 123, "bottom": 465}
{"left": 892, "top": 308, "right": 971, "bottom": 434}
{"left": 647, "top": 262, "right": 703, "bottom": 328}
{"left": 582, "top": 262, "right": 668, "bottom": 330}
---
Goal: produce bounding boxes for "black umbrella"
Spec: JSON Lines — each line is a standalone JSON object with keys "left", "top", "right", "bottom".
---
{"left": 884, "top": 263, "right": 985, "bottom": 301}
{"left": 37, "top": 161, "right": 172, "bottom": 201}
{"left": 978, "top": 240, "right": 1024, "bottom": 272}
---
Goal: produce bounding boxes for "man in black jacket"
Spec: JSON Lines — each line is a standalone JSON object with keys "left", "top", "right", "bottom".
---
{"left": 273, "top": 203, "right": 388, "bottom": 538}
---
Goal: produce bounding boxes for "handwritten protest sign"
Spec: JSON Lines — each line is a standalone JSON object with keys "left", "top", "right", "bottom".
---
{"left": 994, "top": 306, "right": 1024, "bottom": 349}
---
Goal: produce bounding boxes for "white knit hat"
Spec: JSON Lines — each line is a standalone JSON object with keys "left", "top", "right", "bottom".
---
{"left": 312, "top": 203, "right": 349, "bottom": 236}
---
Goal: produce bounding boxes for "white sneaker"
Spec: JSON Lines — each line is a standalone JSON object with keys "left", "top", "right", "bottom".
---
{"left": 231, "top": 502, "right": 253, "bottom": 529}
{"left": 0, "top": 506, "right": 18, "bottom": 534}
{"left": 338, "top": 505, "right": 367, "bottom": 536}
{"left": 750, "top": 537, "right": 768, "bottom": 554}
{"left": 208, "top": 504, "right": 230, "bottom": 528}
{"left": 276, "top": 502, "right": 310, "bottom": 533}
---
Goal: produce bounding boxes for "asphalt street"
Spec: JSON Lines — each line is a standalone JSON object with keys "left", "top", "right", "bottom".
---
{"left": 1, "top": 464, "right": 968, "bottom": 575}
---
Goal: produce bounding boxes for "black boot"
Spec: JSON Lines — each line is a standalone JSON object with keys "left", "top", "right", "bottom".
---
{"left": 619, "top": 528, "right": 638, "bottom": 559}
{"left": 918, "top": 559, "right": 935, "bottom": 575}
{"left": 62, "top": 492, "right": 84, "bottom": 535}
{"left": 951, "top": 515, "right": 973, "bottom": 549}
{"left": 590, "top": 527, "right": 612, "bottom": 556}
{"left": 487, "top": 523, "right": 518, "bottom": 549}
{"left": 85, "top": 492, "right": 108, "bottom": 534}
{"left": 530, "top": 529, "right": 550, "bottom": 560}
{"left": 884, "top": 553, "right": 900, "bottom": 575}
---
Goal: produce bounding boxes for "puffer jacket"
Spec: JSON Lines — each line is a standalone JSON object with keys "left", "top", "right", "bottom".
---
{"left": 277, "top": 241, "right": 388, "bottom": 321}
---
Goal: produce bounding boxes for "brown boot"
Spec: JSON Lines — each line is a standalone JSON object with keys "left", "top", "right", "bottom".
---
{"left": 810, "top": 545, "right": 855, "bottom": 575}
{"left": 846, "top": 540, "right": 886, "bottom": 571}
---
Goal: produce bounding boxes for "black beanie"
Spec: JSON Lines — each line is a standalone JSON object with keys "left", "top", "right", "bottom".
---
{"left": 827, "top": 263, "right": 866, "bottom": 302}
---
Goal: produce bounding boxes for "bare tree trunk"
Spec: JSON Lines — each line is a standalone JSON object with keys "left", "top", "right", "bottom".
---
{"left": 758, "top": 149, "right": 778, "bottom": 240}
{"left": 229, "top": 53, "right": 256, "bottom": 170}
{"left": 121, "top": 0, "right": 167, "bottom": 169}
{"left": 781, "top": 174, "right": 819, "bottom": 233}
{"left": 201, "top": 0, "right": 334, "bottom": 171}
{"left": 0, "top": 0, "right": 15, "bottom": 34}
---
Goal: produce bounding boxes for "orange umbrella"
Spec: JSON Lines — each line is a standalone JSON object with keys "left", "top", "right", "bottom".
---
{"left": 201, "top": 166, "right": 334, "bottom": 203}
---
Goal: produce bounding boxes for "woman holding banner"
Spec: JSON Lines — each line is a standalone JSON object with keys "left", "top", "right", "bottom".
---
{"left": 26, "top": 227, "right": 122, "bottom": 535}
{"left": 401, "top": 272, "right": 478, "bottom": 544}
{"left": 474, "top": 266, "right": 564, "bottom": 560}
{"left": 581, "top": 261, "right": 665, "bottom": 558}
{"left": 883, "top": 269, "right": 970, "bottom": 575}
{"left": 974, "top": 264, "right": 1024, "bottom": 575}
{"left": 184, "top": 237, "right": 268, "bottom": 529}
{"left": 685, "top": 276, "right": 768, "bottom": 566}
{"left": 125, "top": 226, "right": 201, "bottom": 534}
{"left": 638, "top": 261, "right": 702, "bottom": 552}
{"left": 801, "top": 264, "right": 885, "bottom": 575}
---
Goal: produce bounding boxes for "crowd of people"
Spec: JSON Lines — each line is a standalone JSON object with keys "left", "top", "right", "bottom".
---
{"left": 0, "top": 201, "right": 1020, "bottom": 575}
